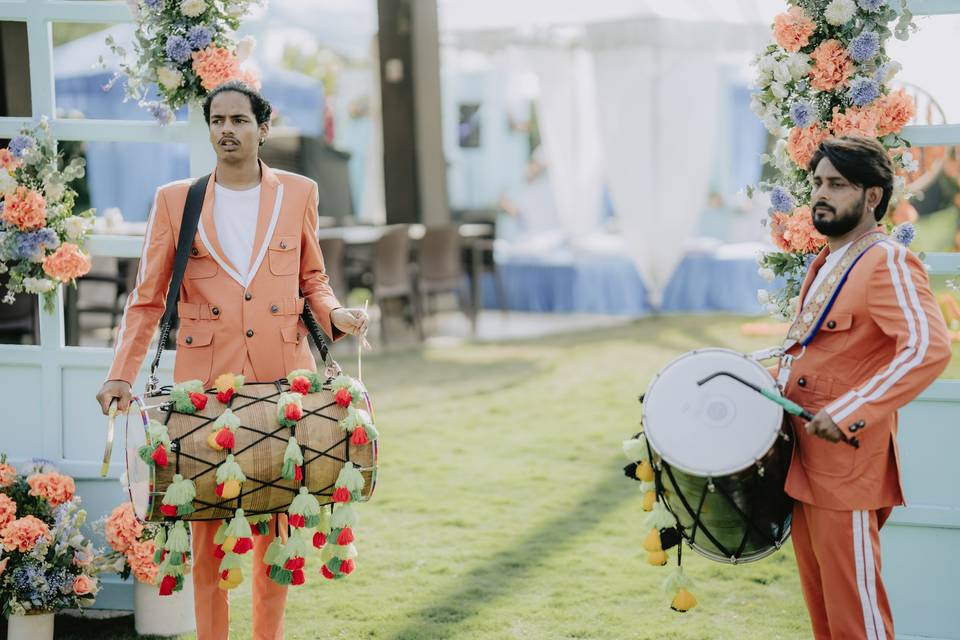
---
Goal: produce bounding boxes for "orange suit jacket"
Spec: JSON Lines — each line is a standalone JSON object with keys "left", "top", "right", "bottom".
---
{"left": 108, "top": 162, "right": 343, "bottom": 387}
{"left": 778, "top": 230, "right": 951, "bottom": 511}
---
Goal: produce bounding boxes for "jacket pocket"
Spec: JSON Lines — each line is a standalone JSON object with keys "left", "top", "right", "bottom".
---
{"left": 812, "top": 312, "right": 853, "bottom": 353}
{"left": 186, "top": 242, "right": 218, "bottom": 279}
{"left": 280, "top": 324, "right": 308, "bottom": 374}
{"left": 173, "top": 327, "right": 214, "bottom": 384}
{"left": 268, "top": 235, "right": 300, "bottom": 276}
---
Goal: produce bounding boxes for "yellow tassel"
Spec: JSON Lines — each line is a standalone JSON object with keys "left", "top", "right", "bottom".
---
{"left": 671, "top": 588, "right": 698, "bottom": 612}
{"left": 647, "top": 550, "right": 668, "bottom": 566}
{"left": 635, "top": 461, "right": 655, "bottom": 482}
{"left": 221, "top": 536, "right": 237, "bottom": 553}
{"left": 207, "top": 432, "right": 223, "bottom": 451}
{"left": 642, "top": 491, "right": 656, "bottom": 512}
{"left": 220, "top": 479, "right": 241, "bottom": 500}
{"left": 217, "top": 567, "right": 243, "bottom": 591}
{"left": 642, "top": 528, "right": 662, "bottom": 553}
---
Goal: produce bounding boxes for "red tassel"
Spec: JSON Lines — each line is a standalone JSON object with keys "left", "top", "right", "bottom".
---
{"left": 288, "top": 513, "right": 305, "bottom": 528}
{"left": 159, "top": 575, "right": 177, "bottom": 596}
{"left": 284, "top": 556, "right": 305, "bottom": 571}
{"left": 291, "top": 377, "right": 311, "bottom": 395}
{"left": 350, "top": 427, "right": 369, "bottom": 446}
{"left": 151, "top": 444, "right": 168, "bottom": 467}
{"left": 214, "top": 545, "right": 225, "bottom": 559}
{"left": 214, "top": 428, "right": 235, "bottom": 450}
{"left": 160, "top": 504, "right": 177, "bottom": 517}
{"left": 321, "top": 565, "right": 334, "bottom": 580}
{"left": 215, "top": 483, "right": 225, "bottom": 498}
{"left": 334, "top": 388, "right": 353, "bottom": 408}
{"left": 232, "top": 537, "right": 253, "bottom": 554}
{"left": 332, "top": 487, "right": 351, "bottom": 503}
{"left": 216, "top": 388, "right": 235, "bottom": 404}
{"left": 291, "top": 569, "right": 306, "bottom": 585}
{"left": 294, "top": 465, "right": 303, "bottom": 482}
{"left": 340, "top": 558, "right": 355, "bottom": 575}
{"left": 220, "top": 570, "right": 229, "bottom": 580}
{"left": 190, "top": 392, "right": 208, "bottom": 411}
{"left": 265, "top": 565, "right": 273, "bottom": 579}
{"left": 336, "top": 527, "right": 354, "bottom": 545}
{"left": 313, "top": 531, "right": 326, "bottom": 548}
{"left": 160, "top": 550, "right": 167, "bottom": 562}
{"left": 284, "top": 403, "right": 302, "bottom": 421}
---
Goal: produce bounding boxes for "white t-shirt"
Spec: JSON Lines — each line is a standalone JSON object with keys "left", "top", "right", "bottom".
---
{"left": 213, "top": 183, "right": 261, "bottom": 280}
{"left": 802, "top": 241, "right": 852, "bottom": 309}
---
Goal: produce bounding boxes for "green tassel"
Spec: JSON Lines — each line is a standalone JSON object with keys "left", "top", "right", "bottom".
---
{"left": 317, "top": 505, "right": 331, "bottom": 535}
{"left": 171, "top": 380, "right": 204, "bottom": 413}
{"left": 662, "top": 565, "right": 694, "bottom": 593}
{"left": 622, "top": 435, "right": 649, "bottom": 463}
{"left": 271, "top": 566, "right": 294, "bottom": 585}
{"left": 213, "top": 409, "right": 241, "bottom": 430}
{"left": 288, "top": 369, "right": 322, "bottom": 392}
{"left": 276, "top": 392, "right": 303, "bottom": 427}
{"left": 152, "top": 527, "right": 167, "bottom": 564}
{"left": 286, "top": 529, "right": 311, "bottom": 559}
{"left": 335, "top": 464, "right": 365, "bottom": 494}
{"left": 216, "top": 454, "right": 247, "bottom": 483}
{"left": 162, "top": 474, "right": 196, "bottom": 514}
{"left": 263, "top": 537, "right": 285, "bottom": 566}
{"left": 166, "top": 521, "right": 190, "bottom": 554}
{"left": 330, "top": 503, "right": 358, "bottom": 530}
{"left": 213, "top": 521, "right": 229, "bottom": 546}
{"left": 289, "top": 486, "right": 321, "bottom": 518}
{"left": 281, "top": 437, "right": 304, "bottom": 481}
{"left": 225, "top": 508, "right": 253, "bottom": 539}
{"left": 322, "top": 542, "right": 358, "bottom": 561}
{"left": 218, "top": 551, "right": 243, "bottom": 573}
{"left": 147, "top": 420, "right": 172, "bottom": 447}
{"left": 645, "top": 501, "right": 677, "bottom": 531}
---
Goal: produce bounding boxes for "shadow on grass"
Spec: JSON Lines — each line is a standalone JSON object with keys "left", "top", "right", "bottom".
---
{"left": 1, "top": 614, "right": 173, "bottom": 640}
{"left": 386, "top": 463, "right": 632, "bottom": 640}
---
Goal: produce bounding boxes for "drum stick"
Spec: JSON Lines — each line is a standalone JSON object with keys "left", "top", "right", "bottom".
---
{"left": 358, "top": 299, "right": 369, "bottom": 382}
{"left": 697, "top": 371, "right": 861, "bottom": 448}
{"left": 101, "top": 399, "right": 118, "bottom": 478}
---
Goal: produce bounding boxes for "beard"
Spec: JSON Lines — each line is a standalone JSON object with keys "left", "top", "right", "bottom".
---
{"left": 811, "top": 193, "right": 866, "bottom": 237}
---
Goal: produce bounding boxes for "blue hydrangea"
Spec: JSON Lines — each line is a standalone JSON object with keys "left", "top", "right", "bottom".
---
{"left": 857, "top": 0, "right": 887, "bottom": 11}
{"left": 8, "top": 135, "right": 34, "bottom": 158}
{"left": 186, "top": 25, "right": 212, "bottom": 50}
{"left": 14, "top": 229, "right": 59, "bottom": 262}
{"left": 849, "top": 31, "right": 880, "bottom": 62}
{"left": 789, "top": 100, "right": 816, "bottom": 128}
{"left": 147, "top": 102, "right": 175, "bottom": 125}
{"left": 143, "top": 0, "right": 163, "bottom": 7}
{"left": 893, "top": 222, "right": 915, "bottom": 246}
{"left": 848, "top": 76, "right": 880, "bottom": 107}
{"left": 165, "top": 35, "right": 192, "bottom": 63}
{"left": 770, "top": 186, "right": 796, "bottom": 213}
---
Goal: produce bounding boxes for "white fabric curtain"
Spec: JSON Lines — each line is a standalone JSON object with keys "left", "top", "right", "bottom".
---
{"left": 525, "top": 48, "right": 604, "bottom": 240}
{"left": 592, "top": 46, "right": 720, "bottom": 306}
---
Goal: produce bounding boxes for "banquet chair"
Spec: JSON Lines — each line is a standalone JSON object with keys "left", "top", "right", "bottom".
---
{"left": 370, "top": 225, "right": 422, "bottom": 344}
{"left": 416, "top": 225, "right": 468, "bottom": 324}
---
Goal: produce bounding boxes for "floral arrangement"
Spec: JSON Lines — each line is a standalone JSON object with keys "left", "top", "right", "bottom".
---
{"left": 0, "top": 119, "right": 94, "bottom": 312}
{"left": 749, "top": 0, "right": 919, "bottom": 319}
{"left": 0, "top": 456, "right": 102, "bottom": 616}
{"left": 94, "top": 502, "right": 163, "bottom": 586}
{"left": 107, "top": 0, "right": 264, "bottom": 123}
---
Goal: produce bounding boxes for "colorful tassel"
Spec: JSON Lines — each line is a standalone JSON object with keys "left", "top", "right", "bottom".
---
{"left": 313, "top": 506, "right": 331, "bottom": 549}
{"left": 281, "top": 436, "right": 304, "bottom": 482}
{"left": 217, "top": 551, "right": 244, "bottom": 591}
{"left": 635, "top": 460, "right": 655, "bottom": 482}
{"left": 160, "top": 474, "right": 196, "bottom": 517}
{"left": 171, "top": 380, "right": 207, "bottom": 414}
{"left": 331, "top": 375, "right": 366, "bottom": 408}
{"left": 208, "top": 409, "right": 241, "bottom": 451}
{"left": 214, "top": 373, "right": 244, "bottom": 404}
{"left": 622, "top": 434, "right": 650, "bottom": 463}
{"left": 320, "top": 538, "right": 358, "bottom": 580}
{"left": 287, "top": 369, "right": 322, "bottom": 395}
{"left": 332, "top": 463, "right": 366, "bottom": 504}
{"left": 138, "top": 420, "right": 172, "bottom": 468}
{"left": 663, "top": 566, "right": 697, "bottom": 612}
{"left": 340, "top": 406, "right": 378, "bottom": 446}
{"left": 288, "top": 487, "right": 321, "bottom": 529}
{"left": 222, "top": 508, "right": 254, "bottom": 555}
{"left": 151, "top": 527, "right": 167, "bottom": 565}
{"left": 247, "top": 513, "right": 272, "bottom": 536}
{"left": 215, "top": 454, "right": 246, "bottom": 500}
{"left": 640, "top": 480, "right": 657, "bottom": 512}
{"left": 156, "top": 522, "right": 191, "bottom": 595}
{"left": 277, "top": 392, "right": 304, "bottom": 428}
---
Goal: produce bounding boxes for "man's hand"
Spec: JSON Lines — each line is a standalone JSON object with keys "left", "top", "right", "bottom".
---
{"left": 804, "top": 409, "right": 844, "bottom": 443}
{"left": 331, "top": 307, "right": 369, "bottom": 338}
{"left": 96, "top": 380, "right": 132, "bottom": 415}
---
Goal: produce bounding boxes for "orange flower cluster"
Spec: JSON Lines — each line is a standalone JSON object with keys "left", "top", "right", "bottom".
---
{"left": 787, "top": 124, "right": 830, "bottom": 168}
{"left": 773, "top": 7, "right": 816, "bottom": 53}
{"left": 0, "top": 494, "right": 16, "bottom": 530}
{"left": 105, "top": 503, "right": 143, "bottom": 554}
{"left": 771, "top": 206, "right": 827, "bottom": 255}
{"left": 1, "top": 515, "right": 52, "bottom": 553}
{"left": 875, "top": 89, "right": 916, "bottom": 137}
{"left": 830, "top": 106, "right": 880, "bottom": 138}
{"left": 42, "top": 242, "right": 91, "bottom": 283}
{"left": 26, "top": 471, "right": 76, "bottom": 507}
{"left": 0, "top": 148, "right": 21, "bottom": 171}
{"left": 192, "top": 46, "right": 240, "bottom": 91}
{"left": 126, "top": 539, "right": 159, "bottom": 584}
{"left": 2, "top": 186, "right": 46, "bottom": 231}
{"left": 809, "top": 40, "right": 853, "bottom": 91}
{"left": 0, "top": 462, "right": 16, "bottom": 488}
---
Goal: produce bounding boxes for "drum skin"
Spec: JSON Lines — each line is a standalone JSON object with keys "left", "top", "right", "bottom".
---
{"left": 141, "top": 381, "right": 377, "bottom": 522}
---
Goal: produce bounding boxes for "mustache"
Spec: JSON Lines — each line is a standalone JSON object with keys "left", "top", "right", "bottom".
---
{"left": 813, "top": 201, "right": 836, "bottom": 215}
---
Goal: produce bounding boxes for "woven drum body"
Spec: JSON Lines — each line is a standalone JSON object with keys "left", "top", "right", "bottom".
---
{"left": 143, "top": 381, "right": 377, "bottom": 521}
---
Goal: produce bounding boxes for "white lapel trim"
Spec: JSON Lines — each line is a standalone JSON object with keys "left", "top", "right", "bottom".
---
{"left": 198, "top": 218, "right": 247, "bottom": 287}
{"left": 244, "top": 183, "right": 284, "bottom": 288}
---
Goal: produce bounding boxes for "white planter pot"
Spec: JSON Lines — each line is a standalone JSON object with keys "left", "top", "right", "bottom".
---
{"left": 6, "top": 611, "right": 55, "bottom": 640}
{"left": 134, "top": 575, "right": 196, "bottom": 637}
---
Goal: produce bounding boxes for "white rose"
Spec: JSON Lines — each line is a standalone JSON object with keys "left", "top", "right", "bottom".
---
{"left": 772, "top": 138, "right": 791, "bottom": 172}
{"left": 787, "top": 53, "right": 810, "bottom": 80}
{"left": 773, "top": 61, "right": 792, "bottom": 84}
{"left": 180, "top": 0, "right": 207, "bottom": 17}
{"left": 770, "top": 82, "right": 789, "bottom": 100}
{"left": 64, "top": 216, "right": 94, "bottom": 241}
{"left": 236, "top": 36, "right": 256, "bottom": 63}
{"left": 758, "top": 268, "right": 776, "bottom": 283}
{"left": 157, "top": 66, "right": 184, "bottom": 90}
{"left": 44, "top": 181, "right": 65, "bottom": 202}
{"left": 23, "top": 277, "right": 56, "bottom": 294}
{"left": 824, "top": 0, "right": 856, "bottom": 26}
{"left": 763, "top": 114, "right": 785, "bottom": 137}
{"left": 750, "top": 95, "right": 768, "bottom": 119}
{"left": 0, "top": 170, "right": 16, "bottom": 195}
{"left": 757, "top": 289, "right": 771, "bottom": 305}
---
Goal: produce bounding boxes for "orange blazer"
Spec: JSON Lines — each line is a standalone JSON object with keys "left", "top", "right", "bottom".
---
{"left": 778, "top": 230, "right": 951, "bottom": 511}
{"left": 108, "top": 162, "right": 343, "bottom": 387}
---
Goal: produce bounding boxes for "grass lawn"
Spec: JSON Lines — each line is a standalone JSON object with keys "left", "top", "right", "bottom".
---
{"left": 48, "top": 315, "right": 960, "bottom": 640}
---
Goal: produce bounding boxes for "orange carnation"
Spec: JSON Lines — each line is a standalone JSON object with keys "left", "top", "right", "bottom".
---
{"left": 772, "top": 7, "right": 816, "bottom": 53}
{"left": 0, "top": 462, "right": 16, "bottom": 488}
{"left": 874, "top": 89, "right": 916, "bottom": 137}
{"left": 126, "top": 539, "right": 159, "bottom": 584}
{"left": 809, "top": 40, "right": 853, "bottom": 91}
{"left": 192, "top": 46, "right": 241, "bottom": 91}
{"left": 0, "top": 494, "right": 16, "bottom": 530}
{"left": 26, "top": 471, "right": 76, "bottom": 507}
{"left": 105, "top": 503, "right": 143, "bottom": 553}
{"left": 0, "top": 148, "right": 20, "bottom": 171}
{"left": 2, "top": 186, "right": 46, "bottom": 231}
{"left": 771, "top": 207, "right": 827, "bottom": 254}
{"left": 830, "top": 106, "right": 880, "bottom": 138}
{"left": 787, "top": 123, "right": 829, "bottom": 168}
{"left": 42, "top": 242, "right": 91, "bottom": 283}
{"left": 1, "top": 515, "right": 52, "bottom": 553}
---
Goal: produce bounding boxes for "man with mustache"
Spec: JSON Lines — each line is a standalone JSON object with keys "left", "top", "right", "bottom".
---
{"left": 95, "top": 81, "right": 368, "bottom": 639}
{"left": 774, "top": 136, "right": 950, "bottom": 639}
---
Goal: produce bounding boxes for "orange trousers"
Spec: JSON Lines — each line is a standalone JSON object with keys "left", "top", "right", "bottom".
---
{"left": 191, "top": 517, "right": 288, "bottom": 640}
{"left": 792, "top": 501, "right": 895, "bottom": 639}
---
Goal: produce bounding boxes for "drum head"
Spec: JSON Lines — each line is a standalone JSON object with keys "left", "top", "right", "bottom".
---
{"left": 124, "top": 399, "right": 154, "bottom": 521}
{"left": 643, "top": 349, "right": 782, "bottom": 476}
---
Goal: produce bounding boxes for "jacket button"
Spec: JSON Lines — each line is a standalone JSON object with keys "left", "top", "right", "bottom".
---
{"left": 271, "top": 305, "right": 279, "bottom": 313}
{"left": 244, "top": 292, "right": 252, "bottom": 301}
{"left": 827, "top": 320, "right": 836, "bottom": 329}
{"left": 185, "top": 336, "right": 193, "bottom": 345}
{"left": 212, "top": 307, "right": 220, "bottom": 316}
{"left": 797, "top": 377, "right": 806, "bottom": 387}
{"left": 279, "top": 241, "right": 287, "bottom": 249}
{"left": 191, "top": 247, "right": 199, "bottom": 256}
{"left": 246, "top": 329, "right": 254, "bottom": 338}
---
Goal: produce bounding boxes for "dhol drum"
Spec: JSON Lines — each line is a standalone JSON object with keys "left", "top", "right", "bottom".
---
{"left": 120, "top": 377, "right": 378, "bottom": 522}
{"left": 641, "top": 348, "right": 792, "bottom": 563}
